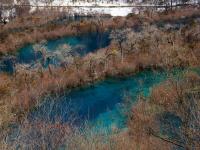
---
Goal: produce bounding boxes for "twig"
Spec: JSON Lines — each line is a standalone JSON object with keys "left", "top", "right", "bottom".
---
{"left": 151, "top": 132, "right": 185, "bottom": 148}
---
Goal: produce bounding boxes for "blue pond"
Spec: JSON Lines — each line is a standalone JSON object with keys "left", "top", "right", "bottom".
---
{"left": 0, "top": 32, "right": 110, "bottom": 72}
{"left": 18, "top": 32, "right": 110, "bottom": 64}
{"left": 29, "top": 69, "right": 183, "bottom": 132}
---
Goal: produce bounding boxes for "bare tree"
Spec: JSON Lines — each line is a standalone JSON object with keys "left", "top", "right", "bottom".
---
{"left": 0, "top": 0, "right": 14, "bottom": 21}
{"left": 54, "top": 44, "right": 74, "bottom": 70}
{"left": 110, "top": 29, "right": 131, "bottom": 63}
{"left": 15, "top": 0, "right": 30, "bottom": 17}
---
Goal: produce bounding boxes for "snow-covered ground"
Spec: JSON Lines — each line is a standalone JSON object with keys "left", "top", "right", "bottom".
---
{"left": 29, "top": 0, "right": 140, "bottom": 7}
{"left": 72, "top": 7, "right": 136, "bottom": 16}
{"left": 1, "top": 0, "right": 199, "bottom": 20}
{"left": 27, "top": 0, "right": 200, "bottom": 16}
{"left": 28, "top": 0, "right": 141, "bottom": 16}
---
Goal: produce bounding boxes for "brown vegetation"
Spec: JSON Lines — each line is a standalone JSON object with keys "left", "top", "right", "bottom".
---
{"left": 0, "top": 13, "right": 110, "bottom": 55}
{"left": 0, "top": 17, "right": 199, "bottom": 130}
{"left": 0, "top": 6, "right": 200, "bottom": 149}
{"left": 0, "top": 6, "right": 199, "bottom": 55}
{"left": 3, "top": 70, "right": 199, "bottom": 149}
{"left": 129, "top": 71, "right": 200, "bottom": 149}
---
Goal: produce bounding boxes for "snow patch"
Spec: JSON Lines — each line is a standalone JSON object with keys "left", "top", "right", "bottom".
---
{"left": 28, "top": 0, "right": 138, "bottom": 16}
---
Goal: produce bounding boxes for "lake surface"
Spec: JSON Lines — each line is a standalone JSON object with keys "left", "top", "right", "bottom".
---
{"left": 18, "top": 32, "right": 110, "bottom": 64}
{"left": 0, "top": 32, "right": 110, "bottom": 72}
{"left": 28, "top": 69, "right": 183, "bottom": 132}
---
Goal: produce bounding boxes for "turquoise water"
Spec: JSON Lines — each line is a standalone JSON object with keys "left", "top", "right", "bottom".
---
{"left": 29, "top": 69, "right": 183, "bottom": 132}
{"left": 0, "top": 32, "right": 110, "bottom": 72}
{"left": 18, "top": 32, "right": 110, "bottom": 64}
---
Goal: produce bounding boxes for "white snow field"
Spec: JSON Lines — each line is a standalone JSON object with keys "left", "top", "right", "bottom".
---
{"left": 28, "top": 0, "right": 141, "bottom": 16}
{"left": 28, "top": 0, "right": 200, "bottom": 16}
{"left": 1, "top": 0, "right": 199, "bottom": 19}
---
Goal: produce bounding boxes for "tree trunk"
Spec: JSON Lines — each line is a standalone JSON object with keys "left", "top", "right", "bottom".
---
{"left": 48, "top": 65, "right": 53, "bottom": 75}
{"left": 119, "top": 42, "right": 124, "bottom": 63}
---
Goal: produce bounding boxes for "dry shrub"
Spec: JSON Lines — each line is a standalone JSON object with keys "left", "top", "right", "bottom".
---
{"left": 113, "top": 61, "right": 137, "bottom": 76}
{"left": 153, "top": 6, "right": 200, "bottom": 22}
{"left": 0, "top": 75, "right": 11, "bottom": 97}
{"left": 1, "top": 6, "right": 199, "bottom": 55}
{"left": 0, "top": 74, "right": 15, "bottom": 128}
{"left": 129, "top": 98, "right": 159, "bottom": 139}
{"left": 128, "top": 98, "right": 172, "bottom": 150}
{"left": 184, "top": 71, "right": 200, "bottom": 87}
{"left": 0, "top": 141, "right": 10, "bottom": 150}
{"left": 0, "top": 8, "right": 199, "bottom": 149}
{"left": 151, "top": 71, "right": 200, "bottom": 114}
{"left": 0, "top": 26, "right": 199, "bottom": 130}
{"left": 62, "top": 68, "right": 90, "bottom": 88}
{"left": 9, "top": 121, "right": 71, "bottom": 150}
{"left": 129, "top": 71, "right": 200, "bottom": 149}
{"left": 150, "top": 81, "right": 178, "bottom": 112}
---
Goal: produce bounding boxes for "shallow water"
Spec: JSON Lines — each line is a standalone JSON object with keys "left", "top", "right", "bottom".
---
{"left": 28, "top": 69, "right": 183, "bottom": 132}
